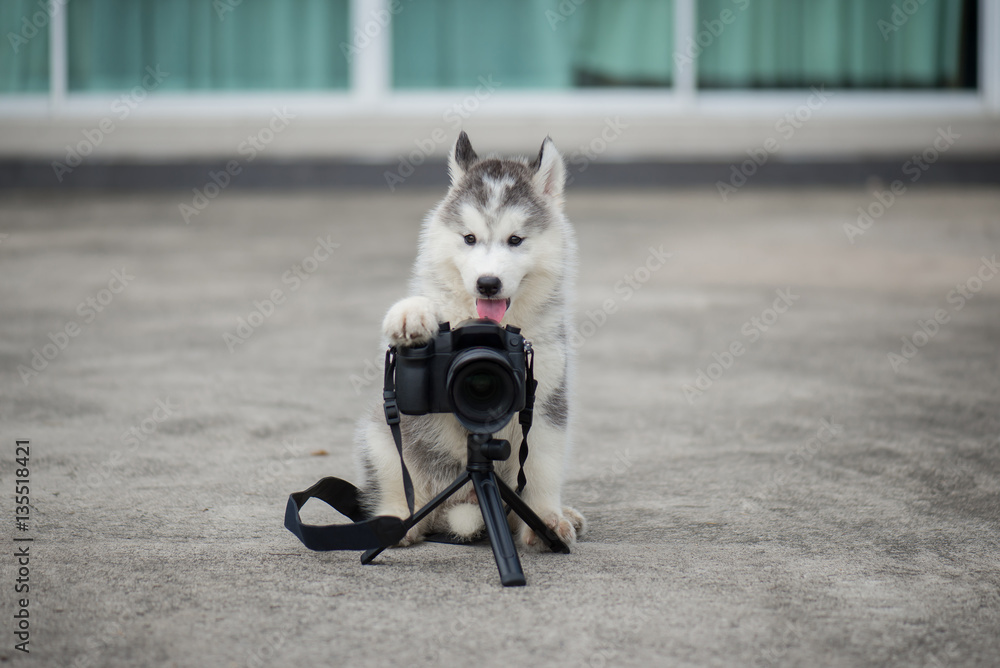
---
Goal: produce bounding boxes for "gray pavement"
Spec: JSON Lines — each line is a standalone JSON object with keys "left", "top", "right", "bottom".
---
{"left": 1, "top": 186, "right": 999, "bottom": 667}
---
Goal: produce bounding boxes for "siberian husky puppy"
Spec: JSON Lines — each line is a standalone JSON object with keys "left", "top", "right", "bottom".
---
{"left": 357, "top": 132, "right": 585, "bottom": 549}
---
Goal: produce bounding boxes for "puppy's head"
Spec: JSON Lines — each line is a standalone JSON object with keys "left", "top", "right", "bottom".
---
{"left": 427, "top": 132, "right": 567, "bottom": 322}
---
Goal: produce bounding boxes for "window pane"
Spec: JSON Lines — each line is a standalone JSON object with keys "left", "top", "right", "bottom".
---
{"left": 696, "top": 0, "right": 977, "bottom": 89}
{"left": 574, "top": 0, "right": 674, "bottom": 86}
{"left": 392, "top": 0, "right": 673, "bottom": 89}
{"left": 0, "top": 0, "right": 50, "bottom": 93}
{"left": 67, "top": 0, "right": 349, "bottom": 92}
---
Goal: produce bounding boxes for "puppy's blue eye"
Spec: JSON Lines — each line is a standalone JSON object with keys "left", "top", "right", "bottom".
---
{"left": 508, "top": 235, "right": 523, "bottom": 247}
{"left": 464, "top": 234, "right": 476, "bottom": 245}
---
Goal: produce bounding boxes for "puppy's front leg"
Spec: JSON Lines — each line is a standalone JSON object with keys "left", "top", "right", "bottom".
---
{"left": 383, "top": 296, "right": 438, "bottom": 347}
{"left": 359, "top": 419, "right": 426, "bottom": 546}
{"left": 514, "top": 419, "right": 586, "bottom": 551}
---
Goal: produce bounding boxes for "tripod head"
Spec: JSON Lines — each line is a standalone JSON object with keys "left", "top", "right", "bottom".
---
{"left": 467, "top": 433, "right": 511, "bottom": 469}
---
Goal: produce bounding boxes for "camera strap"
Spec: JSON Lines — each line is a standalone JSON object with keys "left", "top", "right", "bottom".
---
{"left": 515, "top": 344, "right": 536, "bottom": 496}
{"left": 283, "top": 348, "right": 415, "bottom": 551}
{"left": 285, "top": 344, "right": 536, "bottom": 551}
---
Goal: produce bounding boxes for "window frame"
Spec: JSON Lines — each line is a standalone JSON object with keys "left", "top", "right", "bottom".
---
{"left": 0, "top": 0, "right": 996, "bottom": 118}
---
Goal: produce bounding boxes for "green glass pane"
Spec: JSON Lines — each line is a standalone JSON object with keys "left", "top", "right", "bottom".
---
{"left": 0, "top": 0, "right": 51, "bottom": 93}
{"left": 696, "top": 0, "right": 974, "bottom": 89}
{"left": 67, "top": 0, "right": 349, "bottom": 92}
{"left": 575, "top": 0, "right": 673, "bottom": 86}
{"left": 392, "top": 0, "right": 673, "bottom": 89}
{"left": 697, "top": 0, "right": 754, "bottom": 87}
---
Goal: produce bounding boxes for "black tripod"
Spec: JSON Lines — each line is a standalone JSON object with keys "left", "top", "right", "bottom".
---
{"left": 361, "top": 432, "right": 569, "bottom": 587}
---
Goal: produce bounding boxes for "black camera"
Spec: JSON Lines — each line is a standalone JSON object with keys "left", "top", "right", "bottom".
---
{"left": 393, "top": 319, "right": 528, "bottom": 434}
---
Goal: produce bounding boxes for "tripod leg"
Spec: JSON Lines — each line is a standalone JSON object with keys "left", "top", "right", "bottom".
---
{"left": 496, "top": 477, "right": 570, "bottom": 554}
{"left": 470, "top": 472, "right": 526, "bottom": 587}
{"left": 361, "top": 472, "right": 472, "bottom": 565}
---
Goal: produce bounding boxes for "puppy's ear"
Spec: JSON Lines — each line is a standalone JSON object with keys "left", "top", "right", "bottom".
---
{"left": 448, "top": 131, "right": 478, "bottom": 185}
{"left": 531, "top": 136, "right": 565, "bottom": 204}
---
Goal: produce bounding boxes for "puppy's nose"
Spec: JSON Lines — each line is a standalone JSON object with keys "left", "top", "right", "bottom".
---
{"left": 476, "top": 276, "right": 502, "bottom": 297}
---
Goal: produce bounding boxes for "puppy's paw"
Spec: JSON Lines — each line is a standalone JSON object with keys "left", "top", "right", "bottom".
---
{"left": 394, "top": 524, "right": 425, "bottom": 548}
{"left": 383, "top": 296, "right": 438, "bottom": 347}
{"left": 563, "top": 506, "right": 587, "bottom": 538}
{"left": 518, "top": 509, "right": 579, "bottom": 552}
{"left": 373, "top": 503, "right": 421, "bottom": 547}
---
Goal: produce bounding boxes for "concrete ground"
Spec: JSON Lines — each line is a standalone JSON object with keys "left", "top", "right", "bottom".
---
{"left": 1, "top": 185, "right": 998, "bottom": 667}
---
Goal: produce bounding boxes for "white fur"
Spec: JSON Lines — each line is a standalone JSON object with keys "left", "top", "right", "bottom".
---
{"left": 446, "top": 503, "right": 484, "bottom": 540}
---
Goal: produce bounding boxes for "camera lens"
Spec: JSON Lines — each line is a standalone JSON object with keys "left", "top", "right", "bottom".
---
{"left": 447, "top": 349, "right": 517, "bottom": 434}
{"left": 466, "top": 371, "right": 499, "bottom": 401}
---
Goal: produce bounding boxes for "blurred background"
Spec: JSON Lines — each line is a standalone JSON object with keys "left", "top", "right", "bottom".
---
{"left": 1, "top": 0, "right": 997, "bottom": 183}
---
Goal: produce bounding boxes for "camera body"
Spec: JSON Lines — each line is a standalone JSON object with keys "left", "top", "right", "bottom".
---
{"left": 394, "top": 319, "right": 528, "bottom": 434}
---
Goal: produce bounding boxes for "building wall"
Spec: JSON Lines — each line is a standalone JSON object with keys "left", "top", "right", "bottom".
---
{"left": 1, "top": 0, "right": 998, "bottom": 163}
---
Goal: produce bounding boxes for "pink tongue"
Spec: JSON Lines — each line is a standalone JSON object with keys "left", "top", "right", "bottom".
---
{"left": 476, "top": 299, "right": 508, "bottom": 322}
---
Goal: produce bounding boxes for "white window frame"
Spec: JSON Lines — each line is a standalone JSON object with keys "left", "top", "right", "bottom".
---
{"left": 0, "top": 0, "right": 997, "bottom": 119}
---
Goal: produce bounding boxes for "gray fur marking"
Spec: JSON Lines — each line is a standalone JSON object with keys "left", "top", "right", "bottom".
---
{"left": 454, "top": 131, "right": 478, "bottom": 171}
{"left": 539, "top": 292, "right": 566, "bottom": 319}
{"left": 554, "top": 319, "right": 568, "bottom": 344}
{"left": 442, "top": 159, "right": 550, "bottom": 233}
{"left": 358, "top": 451, "right": 380, "bottom": 514}
{"left": 541, "top": 382, "right": 569, "bottom": 429}
{"left": 400, "top": 415, "right": 464, "bottom": 482}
